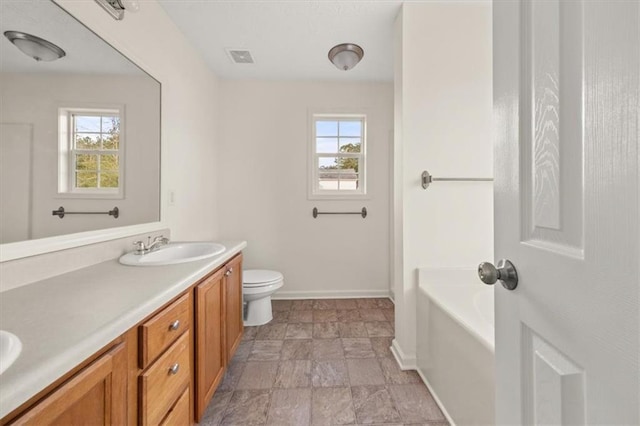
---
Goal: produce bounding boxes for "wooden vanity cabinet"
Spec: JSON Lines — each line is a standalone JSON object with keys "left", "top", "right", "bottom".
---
{"left": 223, "top": 254, "right": 244, "bottom": 363}
{"left": 10, "top": 342, "right": 127, "bottom": 426}
{"left": 137, "top": 292, "right": 193, "bottom": 426}
{"left": 3, "top": 251, "right": 244, "bottom": 426}
{"left": 139, "top": 292, "right": 191, "bottom": 368}
{"left": 159, "top": 387, "right": 190, "bottom": 426}
{"left": 194, "top": 253, "right": 243, "bottom": 421}
{"left": 194, "top": 268, "right": 225, "bottom": 420}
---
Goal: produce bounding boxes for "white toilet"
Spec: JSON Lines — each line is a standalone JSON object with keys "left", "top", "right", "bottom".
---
{"left": 242, "top": 269, "right": 284, "bottom": 326}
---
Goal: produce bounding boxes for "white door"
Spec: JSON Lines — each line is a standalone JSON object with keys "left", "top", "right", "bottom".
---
{"left": 492, "top": 1, "right": 639, "bottom": 425}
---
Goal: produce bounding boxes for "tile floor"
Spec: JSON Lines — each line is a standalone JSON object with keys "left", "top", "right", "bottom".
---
{"left": 199, "top": 298, "right": 449, "bottom": 426}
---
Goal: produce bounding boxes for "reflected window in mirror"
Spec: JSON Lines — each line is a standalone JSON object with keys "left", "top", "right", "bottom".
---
{"left": 57, "top": 107, "right": 124, "bottom": 198}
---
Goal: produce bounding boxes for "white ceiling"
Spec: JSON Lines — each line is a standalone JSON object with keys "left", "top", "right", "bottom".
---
{"left": 0, "top": 0, "right": 145, "bottom": 75}
{"left": 157, "top": 0, "right": 403, "bottom": 82}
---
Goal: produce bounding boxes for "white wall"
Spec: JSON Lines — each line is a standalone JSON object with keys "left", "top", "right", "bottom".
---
{"left": 217, "top": 80, "right": 393, "bottom": 298}
{"left": 0, "top": 73, "right": 159, "bottom": 242}
{"left": 392, "top": 2, "right": 494, "bottom": 366}
{"left": 0, "top": 0, "right": 220, "bottom": 286}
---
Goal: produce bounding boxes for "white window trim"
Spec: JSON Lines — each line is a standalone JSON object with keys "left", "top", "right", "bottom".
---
{"left": 57, "top": 105, "right": 125, "bottom": 200}
{"left": 308, "top": 111, "right": 369, "bottom": 200}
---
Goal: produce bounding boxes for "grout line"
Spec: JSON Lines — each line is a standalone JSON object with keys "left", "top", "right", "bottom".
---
{"left": 347, "top": 381, "right": 358, "bottom": 425}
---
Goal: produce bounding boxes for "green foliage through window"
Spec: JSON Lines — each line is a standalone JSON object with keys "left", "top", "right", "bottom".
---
{"left": 72, "top": 113, "right": 120, "bottom": 190}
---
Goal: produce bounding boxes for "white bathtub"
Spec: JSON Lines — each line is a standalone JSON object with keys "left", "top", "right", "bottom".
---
{"left": 417, "top": 268, "right": 495, "bottom": 425}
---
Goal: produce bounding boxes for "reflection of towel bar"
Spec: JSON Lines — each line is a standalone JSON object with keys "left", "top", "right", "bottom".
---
{"left": 421, "top": 170, "right": 493, "bottom": 190}
{"left": 52, "top": 206, "right": 119, "bottom": 219}
{"left": 312, "top": 207, "right": 367, "bottom": 219}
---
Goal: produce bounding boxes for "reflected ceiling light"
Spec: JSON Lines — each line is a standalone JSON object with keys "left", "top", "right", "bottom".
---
{"left": 3, "top": 31, "right": 66, "bottom": 62}
{"left": 328, "top": 43, "right": 364, "bottom": 71}
{"left": 95, "top": 0, "right": 140, "bottom": 20}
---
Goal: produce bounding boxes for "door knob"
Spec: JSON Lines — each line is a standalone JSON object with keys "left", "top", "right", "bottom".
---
{"left": 478, "top": 259, "right": 518, "bottom": 290}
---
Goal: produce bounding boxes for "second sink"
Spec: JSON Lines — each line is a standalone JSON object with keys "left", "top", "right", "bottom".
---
{"left": 0, "top": 331, "right": 22, "bottom": 375}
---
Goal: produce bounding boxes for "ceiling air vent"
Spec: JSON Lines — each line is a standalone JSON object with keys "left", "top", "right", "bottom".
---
{"left": 226, "top": 49, "right": 254, "bottom": 64}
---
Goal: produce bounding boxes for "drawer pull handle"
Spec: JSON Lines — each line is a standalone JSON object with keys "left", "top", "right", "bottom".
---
{"left": 169, "top": 320, "right": 180, "bottom": 331}
{"left": 225, "top": 267, "right": 233, "bottom": 277}
{"left": 169, "top": 363, "right": 180, "bottom": 375}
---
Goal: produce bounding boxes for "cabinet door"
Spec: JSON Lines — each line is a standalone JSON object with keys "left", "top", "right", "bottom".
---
{"left": 224, "top": 254, "right": 243, "bottom": 363}
{"left": 12, "top": 343, "right": 127, "bottom": 426}
{"left": 194, "top": 268, "right": 225, "bottom": 421}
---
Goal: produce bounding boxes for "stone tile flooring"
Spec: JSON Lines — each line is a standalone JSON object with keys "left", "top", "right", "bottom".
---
{"left": 199, "top": 298, "right": 449, "bottom": 426}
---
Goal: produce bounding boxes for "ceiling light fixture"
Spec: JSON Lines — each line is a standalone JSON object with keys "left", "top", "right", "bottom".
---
{"left": 94, "top": 0, "right": 140, "bottom": 20}
{"left": 3, "top": 31, "right": 66, "bottom": 62}
{"left": 328, "top": 43, "right": 364, "bottom": 71}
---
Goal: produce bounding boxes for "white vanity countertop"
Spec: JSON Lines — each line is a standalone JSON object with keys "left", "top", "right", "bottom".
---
{"left": 0, "top": 240, "right": 246, "bottom": 419}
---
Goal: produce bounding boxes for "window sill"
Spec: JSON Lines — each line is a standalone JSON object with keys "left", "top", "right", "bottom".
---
{"left": 56, "top": 192, "right": 123, "bottom": 200}
{"left": 308, "top": 193, "right": 370, "bottom": 201}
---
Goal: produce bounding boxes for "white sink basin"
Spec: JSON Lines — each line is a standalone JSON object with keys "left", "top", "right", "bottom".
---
{"left": 0, "top": 331, "right": 22, "bottom": 375}
{"left": 119, "top": 242, "right": 226, "bottom": 266}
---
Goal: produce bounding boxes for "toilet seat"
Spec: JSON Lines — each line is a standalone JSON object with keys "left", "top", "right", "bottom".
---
{"left": 243, "top": 270, "right": 283, "bottom": 288}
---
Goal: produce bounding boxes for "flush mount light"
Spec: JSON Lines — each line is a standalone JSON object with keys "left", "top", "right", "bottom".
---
{"left": 3, "top": 31, "right": 66, "bottom": 62}
{"left": 328, "top": 43, "right": 364, "bottom": 71}
{"left": 94, "top": 0, "right": 140, "bottom": 20}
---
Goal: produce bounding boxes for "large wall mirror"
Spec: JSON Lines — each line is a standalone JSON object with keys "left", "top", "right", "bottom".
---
{"left": 0, "top": 1, "right": 161, "bottom": 247}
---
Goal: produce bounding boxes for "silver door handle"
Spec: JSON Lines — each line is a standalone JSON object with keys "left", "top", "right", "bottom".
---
{"left": 478, "top": 259, "right": 518, "bottom": 290}
{"left": 169, "top": 363, "right": 180, "bottom": 375}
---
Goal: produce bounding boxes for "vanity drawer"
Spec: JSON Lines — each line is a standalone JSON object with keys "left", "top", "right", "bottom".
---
{"left": 159, "top": 387, "right": 190, "bottom": 426}
{"left": 140, "top": 293, "right": 190, "bottom": 368}
{"left": 140, "top": 331, "right": 191, "bottom": 426}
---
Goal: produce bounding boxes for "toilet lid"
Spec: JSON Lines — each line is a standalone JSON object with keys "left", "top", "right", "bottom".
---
{"left": 243, "top": 269, "right": 283, "bottom": 287}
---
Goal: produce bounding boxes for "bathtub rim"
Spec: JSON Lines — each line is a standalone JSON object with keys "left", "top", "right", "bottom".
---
{"left": 418, "top": 267, "right": 495, "bottom": 353}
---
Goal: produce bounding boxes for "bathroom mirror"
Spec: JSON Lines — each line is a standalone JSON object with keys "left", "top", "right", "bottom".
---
{"left": 0, "top": 0, "right": 161, "bottom": 246}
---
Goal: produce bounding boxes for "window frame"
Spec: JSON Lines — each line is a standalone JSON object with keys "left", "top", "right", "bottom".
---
{"left": 308, "top": 112, "right": 368, "bottom": 200}
{"left": 57, "top": 106, "right": 125, "bottom": 199}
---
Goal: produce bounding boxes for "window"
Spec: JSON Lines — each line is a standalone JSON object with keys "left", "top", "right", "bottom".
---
{"left": 58, "top": 107, "right": 123, "bottom": 196}
{"left": 310, "top": 114, "right": 366, "bottom": 198}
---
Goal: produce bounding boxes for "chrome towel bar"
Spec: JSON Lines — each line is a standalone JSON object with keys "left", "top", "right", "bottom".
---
{"left": 52, "top": 206, "right": 119, "bottom": 219}
{"left": 313, "top": 207, "right": 367, "bottom": 219}
{"left": 421, "top": 170, "right": 493, "bottom": 189}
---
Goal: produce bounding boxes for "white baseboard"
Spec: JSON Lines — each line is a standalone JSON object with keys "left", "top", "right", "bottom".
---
{"left": 390, "top": 339, "right": 417, "bottom": 370}
{"left": 272, "top": 289, "right": 392, "bottom": 300}
{"left": 415, "top": 366, "right": 457, "bottom": 426}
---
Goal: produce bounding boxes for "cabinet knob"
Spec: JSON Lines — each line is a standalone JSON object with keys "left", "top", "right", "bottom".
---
{"left": 169, "top": 363, "right": 180, "bottom": 375}
{"left": 225, "top": 269, "right": 232, "bottom": 277}
{"left": 169, "top": 320, "right": 180, "bottom": 331}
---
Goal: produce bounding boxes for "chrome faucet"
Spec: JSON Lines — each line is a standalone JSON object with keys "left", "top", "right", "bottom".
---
{"left": 132, "top": 235, "right": 170, "bottom": 255}
{"left": 147, "top": 235, "right": 170, "bottom": 251}
{"left": 132, "top": 240, "right": 147, "bottom": 255}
